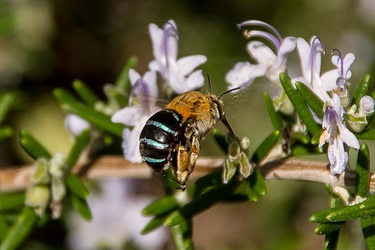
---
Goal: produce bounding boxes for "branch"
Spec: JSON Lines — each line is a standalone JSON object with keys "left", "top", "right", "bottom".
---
{"left": 0, "top": 156, "right": 374, "bottom": 193}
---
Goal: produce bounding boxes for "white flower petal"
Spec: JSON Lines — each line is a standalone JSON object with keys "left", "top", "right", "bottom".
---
{"left": 165, "top": 20, "right": 178, "bottom": 62}
{"left": 320, "top": 69, "right": 339, "bottom": 91}
{"left": 226, "top": 62, "right": 267, "bottom": 89}
{"left": 343, "top": 53, "right": 355, "bottom": 76}
{"left": 339, "top": 125, "right": 360, "bottom": 149}
{"left": 149, "top": 60, "right": 166, "bottom": 75}
{"left": 185, "top": 70, "right": 205, "bottom": 91}
{"left": 148, "top": 23, "right": 163, "bottom": 61}
{"left": 143, "top": 70, "right": 158, "bottom": 98}
{"left": 167, "top": 72, "right": 187, "bottom": 94}
{"left": 328, "top": 137, "right": 348, "bottom": 175}
{"left": 129, "top": 69, "right": 141, "bottom": 86}
{"left": 176, "top": 55, "right": 207, "bottom": 76}
{"left": 65, "top": 114, "right": 91, "bottom": 137}
{"left": 122, "top": 127, "right": 143, "bottom": 163}
{"left": 247, "top": 41, "right": 276, "bottom": 65}
{"left": 111, "top": 106, "right": 143, "bottom": 126}
{"left": 276, "top": 36, "right": 297, "bottom": 66}
{"left": 297, "top": 38, "right": 311, "bottom": 80}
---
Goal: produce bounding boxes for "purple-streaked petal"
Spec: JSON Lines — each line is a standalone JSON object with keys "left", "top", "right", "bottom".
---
{"left": 332, "top": 94, "right": 344, "bottom": 118}
{"left": 176, "top": 55, "right": 207, "bottom": 76}
{"left": 129, "top": 69, "right": 141, "bottom": 86}
{"left": 163, "top": 20, "right": 178, "bottom": 63}
{"left": 328, "top": 137, "right": 348, "bottom": 175}
{"left": 143, "top": 70, "right": 158, "bottom": 98}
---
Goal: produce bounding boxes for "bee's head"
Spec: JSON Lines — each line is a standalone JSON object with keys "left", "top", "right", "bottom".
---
{"left": 206, "top": 74, "right": 240, "bottom": 137}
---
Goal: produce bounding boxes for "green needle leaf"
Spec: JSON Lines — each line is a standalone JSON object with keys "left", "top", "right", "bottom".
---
{"left": 295, "top": 81, "right": 324, "bottom": 119}
{"left": 141, "top": 214, "right": 167, "bottom": 234}
{"left": 361, "top": 215, "right": 375, "bottom": 249}
{"left": 165, "top": 181, "right": 238, "bottom": 227}
{"left": 170, "top": 219, "right": 193, "bottom": 250}
{"left": 66, "top": 129, "right": 91, "bottom": 169}
{"left": 0, "top": 93, "right": 16, "bottom": 124}
{"left": 0, "top": 207, "right": 39, "bottom": 250}
{"left": 352, "top": 74, "right": 372, "bottom": 107}
{"left": 311, "top": 196, "right": 375, "bottom": 223}
{"left": 263, "top": 92, "right": 283, "bottom": 131}
{"left": 280, "top": 72, "right": 321, "bottom": 137}
{"left": 69, "top": 193, "right": 92, "bottom": 221}
{"left": 315, "top": 222, "right": 343, "bottom": 235}
{"left": 0, "top": 214, "right": 9, "bottom": 241}
{"left": 66, "top": 174, "right": 89, "bottom": 199}
{"left": 54, "top": 88, "right": 125, "bottom": 137}
{"left": 114, "top": 56, "right": 138, "bottom": 91}
{"left": 356, "top": 143, "right": 370, "bottom": 197}
{"left": 142, "top": 196, "right": 179, "bottom": 216}
{"left": 0, "top": 126, "right": 13, "bottom": 140}
{"left": 251, "top": 130, "right": 280, "bottom": 165}
{"left": 212, "top": 128, "right": 229, "bottom": 154}
{"left": 0, "top": 192, "right": 25, "bottom": 211}
{"left": 246, "top": 169, "right": 268, "bottom": 198}
{"left": 73, "top": 80, "right": 100, "bottom": 106}
{"left": 20, "top": 130, "right": 51, "bottom": 160}
{"left": 356, "top": 129, "right": 375, "bottom": 140}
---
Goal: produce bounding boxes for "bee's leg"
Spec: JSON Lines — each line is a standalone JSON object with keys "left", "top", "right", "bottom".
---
{"left": 189, "top": 134, "right": 200, "bottom": 174}
{"left": 176, "top": 144, "right": 190, "bottom": 190}
{"left": 175, "top": 124, "right": 200, "bottom": 190}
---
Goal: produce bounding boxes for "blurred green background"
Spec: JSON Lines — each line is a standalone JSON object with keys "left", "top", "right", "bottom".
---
{"left": 0, "top": 0, "right": 374, "bottom": 249}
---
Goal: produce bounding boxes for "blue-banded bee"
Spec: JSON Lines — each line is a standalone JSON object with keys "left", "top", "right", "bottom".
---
{"left": 139, "top": 85, "right": 238, "bottom": 190}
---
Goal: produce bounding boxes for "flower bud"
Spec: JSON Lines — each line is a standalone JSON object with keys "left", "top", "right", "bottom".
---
{"left": 227, "top": 141, "right": 241, "bottom": 165}
{"left": 30, "top": 158, "right": 50, "bottom": 184}
{"left": 51, "top": 177, "right": 66, "bottom": 203}
{"left": 49, "top": 153, "right": 67, "bottom": 178}
{"left": 239, "top": 152, "right": 253, "bottom": 178}
{"left": 359, "top": 95, "right": 374, "bottom": 116}
{"left": 222, "top": 159, "right": 237, "bottom": 184}
{"left": 65, "top": 114, "right": 91, "bottom": 137}
{"left": 274, "top": 91, "right": 294, "bottom": 116}
{"left": 25, "top": 185, "right": 50, "bottom": 217}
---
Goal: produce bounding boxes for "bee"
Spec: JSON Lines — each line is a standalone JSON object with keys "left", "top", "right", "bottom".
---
{"left": 139, "top": 83, "right": 238, "bottom": 190}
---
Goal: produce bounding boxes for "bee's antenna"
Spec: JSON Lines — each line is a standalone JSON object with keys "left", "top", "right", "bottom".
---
{"left": 207, "top": 73, "right": 213, "bottom": 93}
{"left": 219, "top": 86, "right": 242, "bottom": 98}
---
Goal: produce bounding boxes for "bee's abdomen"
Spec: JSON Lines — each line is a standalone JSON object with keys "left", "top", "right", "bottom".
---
{"left": 139, "top": 109, "right": 182, "bottom": 173}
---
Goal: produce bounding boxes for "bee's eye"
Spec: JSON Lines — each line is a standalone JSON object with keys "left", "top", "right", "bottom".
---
{"left": 212, "top": 100, "right": 224, "bottom": 118}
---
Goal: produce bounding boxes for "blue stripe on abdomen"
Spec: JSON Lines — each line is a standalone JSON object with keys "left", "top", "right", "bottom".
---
{"left": 146, "top": 120, "right": 175, "bottom": 134}
{"left": 140, "top": 138, "right": 169, "bottom": 150}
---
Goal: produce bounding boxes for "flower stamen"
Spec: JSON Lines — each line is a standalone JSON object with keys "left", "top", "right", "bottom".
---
{"left": 308, "top": 36, "right": 325, "bottom": 86}
{"left": 237, "top": 20, "right": 283, "bottom": 51}
{"left": 332, "top": 49, "right": 347, "bottom": 89}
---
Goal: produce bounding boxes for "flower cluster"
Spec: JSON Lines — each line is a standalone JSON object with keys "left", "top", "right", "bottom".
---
{"left": 25, "top": 153, "right": 68, "bottom": 218}
{"left": 226, "top": 20, "right": 374, "bottom": 175}
{"left": 111, "top": 19, "right": 207, "bottom": 163}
